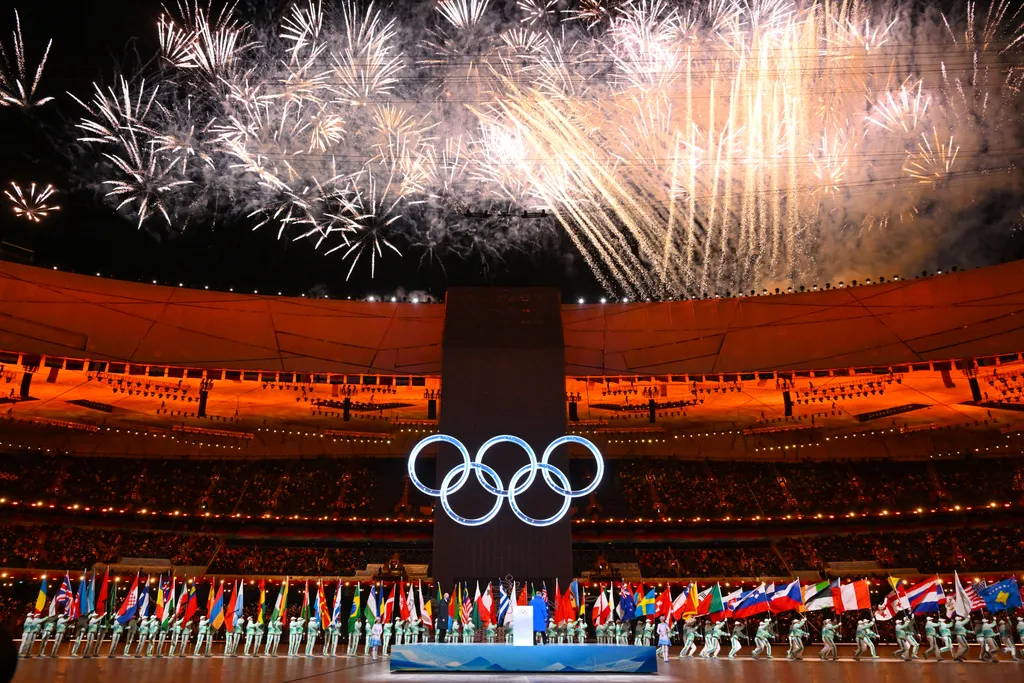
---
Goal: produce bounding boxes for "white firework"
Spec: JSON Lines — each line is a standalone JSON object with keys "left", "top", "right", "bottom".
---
{"left": 0, "top": 9, "right": 52, "bottom": 108}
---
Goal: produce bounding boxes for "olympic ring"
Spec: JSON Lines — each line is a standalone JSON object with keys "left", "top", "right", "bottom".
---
{"left": 407, "top": 434, "right": 604, "bottom": 527}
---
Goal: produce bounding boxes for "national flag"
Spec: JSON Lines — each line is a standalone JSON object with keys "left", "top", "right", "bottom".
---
{"left": 84, "top": 570, "right": 95, "bottom": 614}
{"left": 435, "top": 583, "right": 444, "bottom": 628}
{"left": 399, "top": 580, "right": 410, "bottom": 620}
{"left": 460, "top": 583, "right": 471, "bottom": 625}
{"left": 608, "top": 583, "right": 615, "bottom": 622}
{"left": 233, "top": 581, "right": 245, "bottom": 626}
{"left": 300, "top": 580, "right": 309, "bottom": 621}
{"left": 592, "top": 586, "right": 610, "bottom": 626}
{"left": 672, "top": 583, "right": 698, "bottom": 619}
{"left": 951, "top": 572, "right": 985, "bottom": 617}
{"left": 448, "top": 583, "right": 458, "bottom": 628}
{"left": 209, "top": 581, "right": 226, "bottom": 630}
{"left": 115, "top": 573, "right": 141, "bottom": 625}
{"left": 155, "top": 577, "right": 167, "bottom": 620}
{"left": 175, "top": 581, "right": 189, "bottom": 620}
{"left": 720, "top": 588, "right": 744, "bottom": 618}
{"left": 256, "top": 580, "right": 266, "bottom": 625}
{"left": 569, "top": 581, "right": 580, "bottom": 618}
{"left": 316, "top": 581, "right": 330, "bottom": 629}
{"left": 517, "top": 583, "right": 528, "bottom": 607}
{"left": 183, "top": 581, "right": 200, "bottom": 623}
{"left": 636, "top": 586, "right": 657, "bottom": 618}
{"left": 271, "top": 578, "right": 289, "bottom": 625}
{"left": 801, "top": 580, "right": 836, "bottom": 612}
{"left": 34, "top": 577, "right": 47, "bottom": 613}
{"left": 348, "top": 584, "right": 362, "bottom": 631}
{"left": 364, "top": 584, "right": 378, "bottom": 625}
{"left": 407, "top": 582, "right": 418, "bottom": 622}
{"left": 874, "top": 589, "right": 911, "bottom": 621}
{"left": 656, "top": 587, "right": 673, "bottom": 623}
{"left": 832, "top": 580, "right": 871, "bottom": 614}
{"left": 477, "top": 581, "right": 493, "bottom": 626}
{"left": 75, "top": 573, "right": 88, "bottom": 618}
{"left": 381, "top": 584, "right": 395, "bottom": 624}
{"left": 498, "top": 583, "right": 511, "bottom": 626}
{"left": 904, "top": 576, "right": 946, "bottom": 614}
{"left": 617, "top": 583, "right": 636, "bottom": 621}
{"left": 95, "top": 567, "right": 109, "bottom": 617}
{"left": 579, "top": 584, "right": 586, "bottom": 618}
{"left": 332, "top": 580, "right": 344, "bottom": 624}
{"left": 419, "top": 581, "right": 432, "bottom": 629}
{"left": 697, "top": 583, "right": 724, "bottom": 617}
{"left": 553, "top": 578, "right": 563, "bottom": 625}
{"left": 162, "top": 577, "right": 177, "bottom": 628}
{"left": 206, "top": 577, "right": 216, "bottom": 615}
{"left": 769, "top": 579, "right": 803, "bottom": 613}
{"left": 55, "top": 574, "right": 74, "bottom": 615}
{"left": 732, "top": 583, "right": 770, "bottom": 619}
{"left": 978, "top": 578, "right": 1023, "bottom": 612}
{"left": 224, "top": 581, "right": 239, "bottom": 631}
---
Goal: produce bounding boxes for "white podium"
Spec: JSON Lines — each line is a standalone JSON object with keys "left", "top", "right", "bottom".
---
{"left": 512, "top": 606, "right": 534, "bottom": 646}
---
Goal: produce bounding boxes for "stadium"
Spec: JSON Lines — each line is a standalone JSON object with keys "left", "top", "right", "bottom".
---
{"left": 1, "top": 0, "right": 1024, "bottom": 679}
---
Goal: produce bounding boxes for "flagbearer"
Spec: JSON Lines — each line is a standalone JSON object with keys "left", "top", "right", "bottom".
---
{"left": 1016, "top": 617, "right": 1024, "bottom": 653}
{"left": 979, "top": 618, "right": 998, "bottom": 662}
{"left": 679, "top": 618, "right": 698, "bottom": 658}
{"left": 505, "top": 618, "right": 514, "bottom": 644}
{"left": 305, "top": 616, "right": 320, "bottom": 656}
{"left": 155, "top": 614, "right": 170, "bottom": 657}
{"left": 244, "top": 617, "right": 257, "bottom": 655}
{"left": 168, "top": 617, "right": 182, "bottom": 656}
{"left": 820, "top": 619, "right": 838, "bottom": 660}
{"left": 18, "top": 612, "right": 38, "bottom": 657}
{"left": 576, "top": 617, "right": 586, "bottom": 644}
{"left": 70, "top": 616, "right": 88, "bottom": 657}
{"left": 124, "top": 616, "right": 139, "bottom": 656}
{"left": 923, "top": 616, "right": 943, "bottom": 660}
{"left": 464, "top": 619, "right": 477, "bottom": 643}
{"left": 345, "top": 618, "right": 360, "bottom": 656}
{"left": 107, "top": 618, "right": 123, "bottom": 657}
{"left": 448, "top": 621, "right": 460, "bottom": 644}
{"left": 194, "top": 615, "right": 210, "bottom": 656}
{"left": 998, "top": 618, "right": 1017, "bottom": 660}
{"left": 486, "top": 621, "right": 497, "bottom": 643}
{"left": 265, "top": 619, "right": 280, "bottom": 656}
{"left": 84, "top": 611, "right": 103, "bottom": 658}
{"left": 786, "top": 617, "right": 807, "bottom": 660}
{"left": 938, "top": 618, "right": 953, "bottom": 656}
{"left": 951, "top": 616, "right": 968, "bottom": 661}
{"left": 37, "top": 617, "right": 54, "bottom": 657}
{"left": 751, "top": 618, "right": 773, "bottom": 659}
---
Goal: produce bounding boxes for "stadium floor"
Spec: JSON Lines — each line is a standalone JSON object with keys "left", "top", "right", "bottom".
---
{"left": 13, "top": 644, "right": 1019, "bottom": 682}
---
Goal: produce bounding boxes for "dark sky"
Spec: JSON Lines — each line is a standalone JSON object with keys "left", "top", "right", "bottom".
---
{"left": 0, "top": 1, "right": 599, "bottom": 300}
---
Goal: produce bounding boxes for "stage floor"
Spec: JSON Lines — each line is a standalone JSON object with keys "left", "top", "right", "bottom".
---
{"left": 12, "top": 644, "right": 1018, "bottom": 682}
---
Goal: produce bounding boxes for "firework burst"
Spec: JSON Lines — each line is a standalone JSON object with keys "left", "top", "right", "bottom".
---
{"left": 4, "top": 182, "right": 59, "bottom": 222}
{"left": 0, "top": 10, "right": 52, "bottom": 108}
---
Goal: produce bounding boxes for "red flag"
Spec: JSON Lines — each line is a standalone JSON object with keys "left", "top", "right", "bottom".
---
{"left": 399, "top": 579, "right": 410, "bottom": 620}
{"left": 553, "top": 578, "right": 563, "bottom": 624}
{"left": 656, "top": 587, "right": 673, "bottom": 623}
{"left": 225, "top": 581, "right": 238, "bottom": 630}
{"left": 518, "top": 583, "right": 528, "bottom": 606}
{"left": 206, "top": 577, "right": 216, "bottom": 614}
{"left": 382, "top": 584, "right": 396, "bottom": 623}
{"left": 95, "top": 567, "right": 109, "bottom": 617}
{"left": 184, "top": 582, "right": 199, "bottom": 622}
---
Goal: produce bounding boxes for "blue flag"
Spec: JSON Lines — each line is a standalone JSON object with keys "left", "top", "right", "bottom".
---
{"left": 497, "top": 583, "right": 510, "bottom": 626}
{"left": 978, "top": 578, "right": 1022, "bottom": 612}
{"left": 618, "top": 584, "right": 636, "bottom": 621}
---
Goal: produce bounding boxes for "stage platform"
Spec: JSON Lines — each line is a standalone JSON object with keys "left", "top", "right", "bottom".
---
{"left": 389, "top": 643, "right": 658, "bottom": 673}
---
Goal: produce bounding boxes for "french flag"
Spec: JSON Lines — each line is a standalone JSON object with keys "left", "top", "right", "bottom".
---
{"left": 731, "top": 583, "right": 770, "bottom": 619}
{"left": 905, "top": 576, "right": 946, "bottom": 614}
{"left": 769, "top": 579, "right": 803, "bottom": 613}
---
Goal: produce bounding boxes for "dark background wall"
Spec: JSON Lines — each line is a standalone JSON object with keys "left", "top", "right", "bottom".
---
{"left": 432, "top": 288, "right": 572, "bottom": 589}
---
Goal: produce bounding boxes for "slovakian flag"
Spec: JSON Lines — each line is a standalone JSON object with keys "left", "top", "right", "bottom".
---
{"left": 904, "top": 576, "right": 945, "bottom": 614}
{"left": 832, "top": 580, "right": 872, "bottom": 614}
{"left": 769, "top": 579, "right": 803, "bottom": 613}
{"left": 732, "top": 583, "right": 770, "bottom": 619}
{"left": 115, "top": 573, "right": 141, "bottom": 625}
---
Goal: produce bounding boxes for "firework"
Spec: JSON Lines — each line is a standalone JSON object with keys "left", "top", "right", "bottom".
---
{"left": 0, "top": 10, "right": 52, "bottom": 108}
{"left": 63, "top": 0, "right": 1024, "bottom": 291}
{"left": 4, "top": 182, "right": 59, "bottom": 222}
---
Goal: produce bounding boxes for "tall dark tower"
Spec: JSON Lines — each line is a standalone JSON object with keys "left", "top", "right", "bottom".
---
{"left": 430, "top": 288, "right": 571, "bottom": 589}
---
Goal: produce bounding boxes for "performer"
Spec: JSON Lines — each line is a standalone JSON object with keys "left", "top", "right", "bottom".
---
{"left": 289, "top": 617, "right": 302, "bottom": 656}
{"left": 728, "top": 621, "right": 746, "bottom": 658}
{"left": 369, "top": 619, "right": 383, "bottom": 661}
{"left": 395, "top": 618, "right": 405, "bottom": 646}
{"left": 18, "top": 612, "right": 37, "bottom": 657}
{"left": 36, "top": 617, "right": 54, "bottom": 657}
{"left": 751, "top": 617, "right": 774, "bottom": 660}
{"left": 656, "top": 616, "right": 671, "bottom": 663}
{"left": 1017, "top": 617, "right": 1024, "bottom": 654}
{"left": 923, "top": 616, "right": 942, "bottom": 660}
{"left": 679, "top": 619, "right": 698, "bottom": 659}
{"left": 447, "top": 621, "right": 459, "bottom": 644}
{"left": 644, "top": 620, "right": 655, "bottom": 647}
{"left": 979, "top": 618, "right": 998, "bottom": 663}
{"left": 265, "top": 619, "right": 280, "bottom": 656}
{"left": 84, "top": 612, "right": 103, "bottom": 658}
{"left": 254, "top": 621, "right": 265, "bottom": 656}
{"left": 594, "top": 621, "right": 605, "bottom": 644}
{"left": 486, "top": 621, "right": 497, "bottom": 643}
{"left": 787, "top": 617, "right": 807, "bottom": 660}
{"left": 464, "top": 619, "right": 476, "bottom": 644}
{"left": 194, "top": 616, "right": 210, "bottom": 657}
{"left": 820, "top": 619, "right": 839, "bottom": 661}
{"left": 179, "top": 618, "right": 193, "bottom": 657}
{"left": 167, "top": 617, "right": 182, "bottom": 657}
{"left": 938, "top": 618, "right": 953, "bottom": 656}
{"left": 52, "top": 613, "right": 70, "bottom": 657}
{"left": 546, "top": 619, "right": 556, "bottom": 645}
{"left": 576, "top": 618, "right": 586, "bottom": 644}
{"left": 133, "top": 615, "right": 150, "bottom": 657}
{"left": 123, "top": 616, "right": 139, "bottom": 656}
{"left": 107, "top": 618, "right": 124, "bottom": 657}
{"left": 853, "top": 619, "right": 879, "bottom": 660}
{"left": 699, "top": 621, "right": 714, "bottom": 657}
{"left": 70, "top": 616, "right": 87, "bottom": 657}
{"left": 243, "top": 617, "right": 256, "bottom": 656}
{"left": 711, "top": 620, "right": 726, "bottom": 657}
{"left": 998, "top": 618, "right": 1017, "bottom": 661}
{"left": 155, "top": 615, "right": 170, "bottom": 657}
{"left": 505, "top": 618, "right": 514, "bottom": 644}
{"left": 305, "top": 616, "right": 320, "bottom": 657}
{"left": 633, "top": 621, "right": 644, "bottom": 647}
{"left": 950, "top": 616, "right": 968, "bottom": 662}
{"left": 893, "top": 618, "right": 911, "bottom": 661}
{"left": 903, "top": 617, "right": 920, "bottom": 659}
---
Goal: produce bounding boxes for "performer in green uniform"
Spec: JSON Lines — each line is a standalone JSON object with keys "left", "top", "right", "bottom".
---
{"left": 820, "top": 619, "right": 838, "bottom": 660}
{"left": 751, "top": 618, "right": 774, "bottom": 660}
{"left": 728, "top": 621, "right": 746, "bottom": 658}
{"left": 786, "top": 617, "right": 807, "bottom": 660}
{"left": 679, "top": 619, "right": 698, "bottom": 658}
{"left": 107, "top": 619, "right": 123, "bottom": 658}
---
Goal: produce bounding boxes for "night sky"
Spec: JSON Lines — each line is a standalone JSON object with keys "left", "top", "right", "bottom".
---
{"left": 0, "top": 1, "right": 600, "bottom": 300}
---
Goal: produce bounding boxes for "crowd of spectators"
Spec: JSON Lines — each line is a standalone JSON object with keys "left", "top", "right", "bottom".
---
{"left": 0, "top": 525, "right": 220, "bottom": 568}
{"left": 598, "top": 456, "right": 1024, "bottom": 518}
{"left": 0, "top": 452, "right": 429, "bottom": 518}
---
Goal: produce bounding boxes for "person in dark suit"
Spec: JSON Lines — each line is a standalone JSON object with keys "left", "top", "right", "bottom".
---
{"left": 437, "top": 594, "right": 449, "bottom": 643}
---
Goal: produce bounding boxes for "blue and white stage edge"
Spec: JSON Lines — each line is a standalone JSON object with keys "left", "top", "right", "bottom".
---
{"left": 389, "top": 644, "right": 658, "bottom": 674}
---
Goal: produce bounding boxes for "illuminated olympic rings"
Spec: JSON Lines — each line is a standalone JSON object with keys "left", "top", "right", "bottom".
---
{"left": 406, "top": 434, "right": 604, "bottom": 527}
